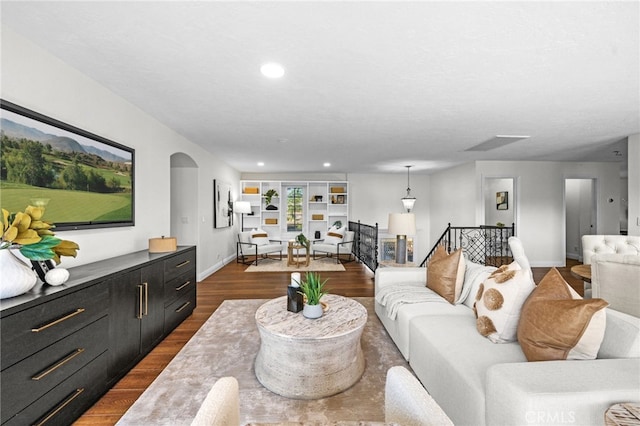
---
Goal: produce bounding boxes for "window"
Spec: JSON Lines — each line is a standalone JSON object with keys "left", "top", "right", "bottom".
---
{"left": 286, "top": 186, "right": 304, "bottom": 232}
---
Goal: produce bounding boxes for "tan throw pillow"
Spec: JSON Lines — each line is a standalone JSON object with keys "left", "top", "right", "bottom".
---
{"left": 324, "top": 226, "right": 345, "bottom": 245}
{"left": 426, "top": 246, "right": 465, "bottom": 304}
{"left": 250, "top": 229, "right": 269, "bottom": 246}
{"left": 475, "top": 261, "right": 536, "bottom": 343}
{"left": 517, "top": 268, "right": 608, "bottom": 362}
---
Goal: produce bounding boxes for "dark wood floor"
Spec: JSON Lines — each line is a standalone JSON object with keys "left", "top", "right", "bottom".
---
{"left": 75, "top": 258, "right": 583, "bottom": 425}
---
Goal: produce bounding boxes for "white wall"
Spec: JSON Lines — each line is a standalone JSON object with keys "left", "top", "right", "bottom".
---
{"left": 628, "top": 134, "right": 640, "bottom": 236}
{"left": 2, "top": 27, "right": 239, "bottom": 279}
{"left": 349, "top": 173, "right": 430, "bottom": 261}
{"left": 474, "top": 161, "right": 620, "bottom": 266}
{"left": 429, "top": 162, "right": 478, "bottom": 245}
{"left": 484, "top": 178, "right": 514, "bottom": 226}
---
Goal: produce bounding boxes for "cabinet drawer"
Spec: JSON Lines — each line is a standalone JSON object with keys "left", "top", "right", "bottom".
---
{"left": 4, "top": 351, "right": 108, "bottom": 426}
{"left": 1, "top": 316, "right": 108, "bottom": 423}
{"left": 164, "top": 287, "right": 196, "bottom": 334}
{"left": 1, "top": 282, "right": 108, "bottom": 369}
{"left": 164, "top": 250, "right": 195, "bottom": 282}
{"left": 164, "top": 269, "right": 196, "bottom": 306}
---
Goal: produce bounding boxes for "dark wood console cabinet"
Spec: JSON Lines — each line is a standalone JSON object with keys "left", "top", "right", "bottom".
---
{"left": 0, "top": 246, "right": 196, "bottom": 425}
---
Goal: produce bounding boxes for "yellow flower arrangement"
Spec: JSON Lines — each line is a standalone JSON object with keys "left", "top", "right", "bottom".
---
{"left": 1, "top": 205, "right": 79, "bottom": 263}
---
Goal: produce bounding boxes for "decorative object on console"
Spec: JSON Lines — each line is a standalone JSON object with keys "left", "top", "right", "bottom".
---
{"left": 517, "top": 268, "right": 608, "bottom": 362}
{"left": 297, "top": 271, "right": 329, "bottom": 319}
{"left": 401, "top": 165, "right": 416, "bottom": 212}
{"left": 387, "top": 213, "right": 416, "bottom": 264}
{"left": 475, "top": 236, "right": 535, "bottom": 343}
{"left": 426, "top": 245, "right": 465, "bottom": 304}
{"left": 44, "top": 267, "right": 70, "bottom": 286}
{"left": 148, "top": 236, "right": 177, "bottom": 253}
{"left": 264, "top": 189, "right": 279, "bottom": 210}
{"left": 233, "top": 201, "right": 251, "bottom": 231}
{"left": 1, "top": 204, "right": 79, "bottom": 299}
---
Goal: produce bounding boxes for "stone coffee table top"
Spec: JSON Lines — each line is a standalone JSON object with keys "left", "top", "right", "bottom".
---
{"left": 255, "top": 294, "right": 367, "bottom": 338}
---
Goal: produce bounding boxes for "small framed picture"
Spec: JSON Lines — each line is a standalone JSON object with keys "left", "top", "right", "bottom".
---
{"left": 336, "top": 195, "right": 345, "bottom": 204}
{"left": 496, "top": 191, "right": 508, "bottom": 210}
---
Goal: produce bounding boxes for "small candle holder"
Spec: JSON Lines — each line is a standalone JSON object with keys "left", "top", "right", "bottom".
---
{"left": 287, "top": 285, "right": 303, "bottom": 313}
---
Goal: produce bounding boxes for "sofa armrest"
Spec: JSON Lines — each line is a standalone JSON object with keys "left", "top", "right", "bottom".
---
{"left": 486, "top": 359, "right": 640, "bottom": 426}
{"left": 375, "top": 267, "right": 426, "bottom": 293}
{"left": 385, "top": 366, "right": 453, "bottom": 426}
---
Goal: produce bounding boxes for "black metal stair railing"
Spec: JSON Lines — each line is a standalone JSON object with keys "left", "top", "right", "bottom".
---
{"left": 420, "top": 223, "right": 515, "bottom": 268}
{"left": 348, "top": 220, "right": 379, "bottom": 272}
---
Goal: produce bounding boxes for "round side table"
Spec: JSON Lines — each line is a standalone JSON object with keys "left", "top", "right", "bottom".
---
{"left": 254, "top": 294, "right": 367, "bottom": 399}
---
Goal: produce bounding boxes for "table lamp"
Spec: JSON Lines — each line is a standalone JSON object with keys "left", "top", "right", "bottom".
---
{"left": 234, "top": 201, "right": 252, "bottom": 231}
{"left": 388, "top": 213, "right": 416, "bottom": 264}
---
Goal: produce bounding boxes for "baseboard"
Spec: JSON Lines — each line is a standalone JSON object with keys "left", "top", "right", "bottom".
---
{"left": 566, "top": 252, "right": 580, "bottom": 261}
{"left": 198, "top": 255, "right": 235, "bottom": 281}
{"left": 529, "top": 260, "right": 565, "bottom": 268}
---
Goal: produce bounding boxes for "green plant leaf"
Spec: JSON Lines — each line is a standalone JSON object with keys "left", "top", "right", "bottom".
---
{"left": 18, "top": 235, "right": 61, "bottom": 260}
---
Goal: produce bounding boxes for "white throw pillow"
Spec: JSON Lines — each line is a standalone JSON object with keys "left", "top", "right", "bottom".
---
{"left": 250, "top": 229, "right": 269, "bottom": 246}
{"left": 324, "top": 226, "right": 346, "bottom": 245}
{"left": 475, "top": 261, "right": 536, "bottom": 343}
{"left": 460, "top": 260, "right": 496, "bottom": 307}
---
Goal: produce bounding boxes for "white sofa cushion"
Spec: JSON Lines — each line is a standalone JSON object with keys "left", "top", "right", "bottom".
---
{"left": 461, "top": 260, "right": 496, "bottom": 309}
{"left": 582, "top": 235, "right": 640, "bottom": 264}
{"left": 409, "top": 314, "right": 526, "bottom": 426}
{"left": 598, "top": 308, "right": 640, "bottom": 359}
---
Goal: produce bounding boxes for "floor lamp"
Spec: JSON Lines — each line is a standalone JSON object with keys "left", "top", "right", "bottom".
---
{"left": 388, "top": 213, "right": 416, "bottom": 264}
{"left": 234, "top": 201, "right": 251, "bottom": 231}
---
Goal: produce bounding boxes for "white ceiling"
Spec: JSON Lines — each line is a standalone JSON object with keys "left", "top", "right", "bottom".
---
{"left": 2, "top": 1, "right": 638, "bottom": 175}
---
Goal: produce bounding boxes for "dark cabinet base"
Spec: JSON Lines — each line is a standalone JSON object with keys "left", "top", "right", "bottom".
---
{"left": 1, "top": 246, "right": 196, "bottom": 426}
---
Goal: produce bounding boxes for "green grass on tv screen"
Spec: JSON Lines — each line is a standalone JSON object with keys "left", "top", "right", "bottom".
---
{"left": 1, "top": 181, "right": 132, "bottom": 224}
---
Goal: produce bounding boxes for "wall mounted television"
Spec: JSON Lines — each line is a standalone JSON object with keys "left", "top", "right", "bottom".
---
{"left": 0, "top": 100, "right": 135, "bottom": 231}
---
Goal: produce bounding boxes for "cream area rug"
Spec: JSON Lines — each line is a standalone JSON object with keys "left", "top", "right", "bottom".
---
{"left": 116, "top": 298, "right": 409, "bottom": 425}
{"left": 244, "top": 257, "right": 346, "bottom": 272}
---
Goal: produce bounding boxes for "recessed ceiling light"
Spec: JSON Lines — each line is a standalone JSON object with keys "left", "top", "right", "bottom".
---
{"left": 260, "top": 63, "right": 285, "bottom": 78}
{"left": 323, "top": 163, "right": 331, "bottom": 167}
{"left": 257, "top": 162, "right": 265, "bottom": 167}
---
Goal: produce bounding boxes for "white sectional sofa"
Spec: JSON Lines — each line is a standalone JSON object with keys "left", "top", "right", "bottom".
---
{"left": 375, "top": 243, "right": 640, "bottom": 426}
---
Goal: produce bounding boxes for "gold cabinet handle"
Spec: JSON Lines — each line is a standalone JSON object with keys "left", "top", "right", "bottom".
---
{"left": 137, "top": 284, "right": 144, "bottom": 319}
{"left": 31, "top": 309, "right": 85, "bottom": 333}
{"left": 176, "top": 260, "right": 190, "bottom": 268}
{"left": 175, "top": 301, "right": 191, "bottom": 313}
{"left": 143, "top": 282, "right": 149, "bottom": 316}
{"left": 33, "top": 388, "right": 84, "bottom": 426}
{"left": 175, "top": 281, "right": 191, "bottom": 291}
{"left": 32, "top": 348, "right": 85, "bottom": 381}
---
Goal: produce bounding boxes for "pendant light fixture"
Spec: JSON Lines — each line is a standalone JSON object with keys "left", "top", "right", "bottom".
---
{"left": 401, "top": 165, "right": 416, "bottom": 212}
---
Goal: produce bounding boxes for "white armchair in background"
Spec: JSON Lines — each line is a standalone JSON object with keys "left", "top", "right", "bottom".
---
{"left": 312, "top": 230, "right": 356, "bottom": 264}
{"left": 581, "top": 235, "right": 640, "bottom": 298}
{"left": 591, "top": 253, "right": 640, "bottom": 317}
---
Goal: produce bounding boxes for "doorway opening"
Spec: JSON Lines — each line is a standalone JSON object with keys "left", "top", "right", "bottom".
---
{"left": 564, "top": 178, "right": 596, "bottom": 262}
{"left": 483, "top": 177, "right": 515, "bottom": 228}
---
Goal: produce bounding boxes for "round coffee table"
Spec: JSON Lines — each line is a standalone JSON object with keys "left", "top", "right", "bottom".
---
{"left": 254, "top": 294, "right": 367, "bottom": 399}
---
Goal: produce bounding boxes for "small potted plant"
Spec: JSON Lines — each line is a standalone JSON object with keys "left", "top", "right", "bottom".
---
{"left": 296, "top": 272, "right": 328, "bottom": 319}
{"left": 264, "top": 189, "right": 279, "bottom": 210}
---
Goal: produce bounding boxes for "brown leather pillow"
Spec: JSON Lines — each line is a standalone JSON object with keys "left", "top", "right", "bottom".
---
{"left": 517, "top": 268, "right": 608, "bottom": 362}
{"left": 426, "top": 246, "right": 465, "bottom": 304}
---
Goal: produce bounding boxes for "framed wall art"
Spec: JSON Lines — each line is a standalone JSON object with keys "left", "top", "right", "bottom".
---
{"left": 496, "top": 191, "right": 508, "bottom": 210}
{"left": 214, "top": 179, "right": 232, "bottom": 228}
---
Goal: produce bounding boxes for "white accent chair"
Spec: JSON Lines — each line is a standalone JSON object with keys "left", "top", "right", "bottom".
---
{"left": 236, "top": 231, "right": 284, "bottom": 266}
{"left": 581, "top": 235, "right": 640, "bottom": 298}
{"left": 591, "top": 253, "right": 640, "bottom": 317}
{"left": 312, "top": 230, "right": 356, "bottom": 264}
{"left": 190, "top": 367, "right": 453, "bottom": 426}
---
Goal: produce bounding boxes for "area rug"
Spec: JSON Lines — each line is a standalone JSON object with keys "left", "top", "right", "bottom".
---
{"left": 116, "top": 298, "right": 409, "bottom": 425}
{"left": 244, "top": 257, "right": 346, "bottom": 272}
